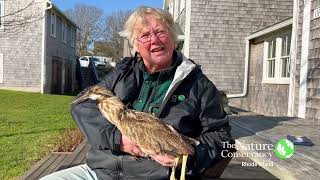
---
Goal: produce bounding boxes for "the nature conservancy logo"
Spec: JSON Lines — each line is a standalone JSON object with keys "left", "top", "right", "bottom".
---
{"left": 221, "top": 139, "right": 295, "bottom": 167}
{"left": 274, "top": 139, "right": 295, "bottom": 160}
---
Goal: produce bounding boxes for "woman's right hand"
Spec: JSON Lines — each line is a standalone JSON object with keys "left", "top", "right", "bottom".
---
{"left": 120, "top": 134, "right": 144, "bottom": 157}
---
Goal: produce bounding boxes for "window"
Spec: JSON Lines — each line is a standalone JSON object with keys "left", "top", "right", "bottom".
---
{"left": 70, "top": 27, "right": 75, "bottom": 48}
{"left": 263, "top": 34, "right": 291, "bottom": 84}
{"left": 266, "top": 39, "right": 276, "bottom": 78}
{"left": 50, "top": 12, "right": 56, "bottom": 37}
{"left": 62, "top": 21, "right": 67, "bottom": 43}
{"left": 0, "top": 0, "right": 4, "bottom": 29}
{"left": 280, "top": 35, "right": 291, "bottom": 78}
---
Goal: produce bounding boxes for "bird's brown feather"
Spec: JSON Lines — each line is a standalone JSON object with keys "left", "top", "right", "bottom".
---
{"left": 78, "top": 85, "right": 198, "bottom": 157}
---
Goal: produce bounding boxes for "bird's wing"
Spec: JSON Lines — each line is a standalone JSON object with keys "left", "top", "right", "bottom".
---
{"left": 120, "top": 110, "right": 194, "bottom": 155}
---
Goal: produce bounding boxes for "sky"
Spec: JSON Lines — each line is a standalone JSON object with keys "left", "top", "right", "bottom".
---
{"left": 53, "top": 0, "right": 164, "bottom": 14}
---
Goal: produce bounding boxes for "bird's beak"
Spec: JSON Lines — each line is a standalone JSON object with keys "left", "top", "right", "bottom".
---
{"left": 72, "top": 92, "right": 90, "bottom": 105}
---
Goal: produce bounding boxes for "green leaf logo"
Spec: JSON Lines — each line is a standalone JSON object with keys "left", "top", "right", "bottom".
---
{"left": 274, "top": 139, "right": 294, "bottom": 160}
{"left": 178, "top": 95, "right": 185, "bottom": 101}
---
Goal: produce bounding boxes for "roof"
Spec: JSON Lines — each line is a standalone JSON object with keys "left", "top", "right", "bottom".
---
{"left": 247, "top": 18, "right": 292, "bottom": 40}
{"left": 50, "top": 3, "right": 79, "bottom": 29}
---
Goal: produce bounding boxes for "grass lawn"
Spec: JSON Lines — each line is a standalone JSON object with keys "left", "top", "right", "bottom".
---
{"left": 0, "top": 89, "right": 77, "bottom": 180}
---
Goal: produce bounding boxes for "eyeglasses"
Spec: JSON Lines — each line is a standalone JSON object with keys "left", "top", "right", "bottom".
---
{"left": 136, "top": 29, "right": 169, "bottom": 43}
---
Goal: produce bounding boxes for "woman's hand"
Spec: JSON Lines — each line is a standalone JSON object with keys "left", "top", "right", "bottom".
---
{"left": 150, "top": 154, "right": 178, "bottom": 167}
{"left": 120, "top": 134, "right": 144, "bottom": 156}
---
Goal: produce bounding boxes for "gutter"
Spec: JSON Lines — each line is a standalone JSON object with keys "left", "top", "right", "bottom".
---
{"left": 227, "top": 18, "right": 293, "bottom": 99}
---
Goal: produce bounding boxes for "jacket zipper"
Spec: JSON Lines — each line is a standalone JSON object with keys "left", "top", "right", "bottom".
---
{"left": 156, "top": 80, "right": 183, "bottom": 118}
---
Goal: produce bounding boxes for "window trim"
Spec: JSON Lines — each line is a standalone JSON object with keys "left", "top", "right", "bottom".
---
{"left": 50, "top": 12, "right": 56, "bottom": 38}
{"left": 61, "top": 20, "right": 67, "bottom": 43}
{"left": 0, "top": 0, "right": 4, "bottom": 30}
{"left": 262, "top": 35, "right": 291, "bottom": 84}
{"left": 70, "top": 27, "right": 75, "bottom": 48}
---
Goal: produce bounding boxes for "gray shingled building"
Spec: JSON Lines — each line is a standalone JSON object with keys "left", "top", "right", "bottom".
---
{"left": 165, "top": 0, "right": 320, "bottom": 122}
{"left": 0, "top": 0, "right": 77, "bottom": 94}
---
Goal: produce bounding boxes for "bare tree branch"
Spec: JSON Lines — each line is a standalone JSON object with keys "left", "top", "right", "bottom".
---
{"left": 94, "top": 10, "right": 131, "bottom": 61}
{"left": 64, "top": 4, "right": 105, "bottom": 56}
{"left": 0, "top": 0, "right": 47, "bottom": 37}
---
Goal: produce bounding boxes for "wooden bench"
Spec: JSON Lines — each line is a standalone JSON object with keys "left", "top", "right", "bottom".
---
{"left": 230, "top": 113, "right": 320, "bottom": 180}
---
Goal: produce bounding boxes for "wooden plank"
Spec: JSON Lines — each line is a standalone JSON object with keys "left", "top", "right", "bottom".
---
{"left": 38, "top": 154, "right": 68, "bottom": 179}
{"left": 24, "top": 154, "right": 60, "bottom": 180}
{"left": 51, "top": 154, "right": 70, "bottom": 173}
{"left": 80, "top": 142, "right": 91, "bottom": 163}
{"left": 229, "top": 115, "right": 281, "bottom": 134}
{"left": 71, "top": 141, "right": 90, "bottom": 165}
{"left": 57, "top": 140, "right": 88, "bottom": 169}
{"left": 19, "top": 153, "right": 54, "bottom": 180}
{"left": 230, "top": 121, "right": 255, "bottom": 139}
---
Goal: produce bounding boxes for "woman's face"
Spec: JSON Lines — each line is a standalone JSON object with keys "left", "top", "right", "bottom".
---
{"left": 134, "top": 15, "right": 176, "bottom": 73}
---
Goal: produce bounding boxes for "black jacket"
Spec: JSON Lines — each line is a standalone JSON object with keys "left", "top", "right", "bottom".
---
{"left": 71, "top": 52, "right": 232, "bottom": 180}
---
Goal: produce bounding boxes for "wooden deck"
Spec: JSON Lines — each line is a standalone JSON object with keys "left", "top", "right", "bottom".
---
{"left": 230, "top": 113, "right": 320, "bottom": 180}
{"left": 22, "top": 108, "right": 320, "bottom": 179}
{"left": 20, "top": 140, "right": 91, "bottom": 180}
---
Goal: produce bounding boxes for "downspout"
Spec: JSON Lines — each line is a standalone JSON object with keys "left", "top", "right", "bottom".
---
{"left": 184, "top": 0, "right": 191, "bottom": 58}
{"left": 298, "top": 0, "right": 311, "bottom": 118}
{"left": 41, "top": 0, "right": 52, "bottom": 93}
{"left": 227, "top": 39, "right": 249, "bottom": 98}
{"left": 287, "top": 0, "right": 299, "bottom": 117}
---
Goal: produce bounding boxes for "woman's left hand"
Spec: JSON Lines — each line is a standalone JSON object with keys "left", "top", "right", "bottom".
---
{"left": 150, "top": 153, "right": 178, "bottom": 167}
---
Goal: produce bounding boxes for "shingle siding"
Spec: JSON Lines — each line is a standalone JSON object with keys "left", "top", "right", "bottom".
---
{"left": 0, "top": 0, "right": 44, "bottom": 91}
{"left": 305, "top": 0, "right": 320, "bottom": 122}
{"left": 188, "top": 0, "right": 293, "bottom": 94}
{"left": 230, "top": 41, "right": 289, "bottom": 116}
{"left": 0, "top": 1, "right": 77, "bottom": 93}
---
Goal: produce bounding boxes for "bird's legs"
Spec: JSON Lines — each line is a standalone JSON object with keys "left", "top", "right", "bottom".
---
{"left": 180, "top": 155, "right": 188, "bottom": 180}
{"left": 170, "top": 155, "right": 180, "bottom": 180}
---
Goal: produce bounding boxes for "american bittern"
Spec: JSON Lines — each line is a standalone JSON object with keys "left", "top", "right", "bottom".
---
{"left": 72, "top": 85, "right": 199, "bottom": 180}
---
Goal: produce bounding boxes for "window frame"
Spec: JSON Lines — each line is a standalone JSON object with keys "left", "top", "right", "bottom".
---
{"left": 262, "top": 34, "right": 291, "bottom": 84}
{"left": 61, "top": 20, "right": 67, "bottom": 43}
{"left": 50, "top": 11, "right": 56, "bottom": 38}
{"left": 70, "top": 27, "right": 75, "bottom": 48}
{"left": 0, "top": 0, "right": 4, "bottom": 30}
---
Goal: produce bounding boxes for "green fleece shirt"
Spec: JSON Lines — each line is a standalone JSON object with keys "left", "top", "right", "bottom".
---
{"left": 132, "top": 58, "right": 181, "bottom": 115}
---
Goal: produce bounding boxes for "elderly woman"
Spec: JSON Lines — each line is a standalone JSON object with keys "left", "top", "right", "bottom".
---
{"left": 41, "top": 6, "right": 232, "bottom": 180}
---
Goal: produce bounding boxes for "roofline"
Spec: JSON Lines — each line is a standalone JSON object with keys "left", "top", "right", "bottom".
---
{"left": 50, "top": 4, "right": 78, "bottom": 29}
{"left": 246, "top": 18, "right": 292, "bottom": 40}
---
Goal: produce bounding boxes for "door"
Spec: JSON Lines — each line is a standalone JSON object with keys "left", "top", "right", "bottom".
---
{"left": 52, "top": 59, "right": 62, "bottom": 94}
